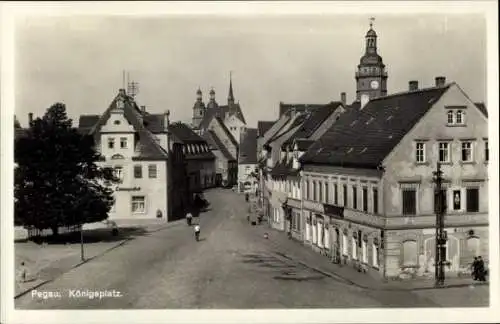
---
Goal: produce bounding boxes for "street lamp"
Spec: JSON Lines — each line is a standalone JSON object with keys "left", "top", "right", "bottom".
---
{"left": 432, "top": 162, "right": 447, "bottom": 286}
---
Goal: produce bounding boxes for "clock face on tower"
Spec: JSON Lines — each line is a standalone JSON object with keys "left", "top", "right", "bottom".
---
{"left": 370, "top": 80, "right": 380, "bottom": 89}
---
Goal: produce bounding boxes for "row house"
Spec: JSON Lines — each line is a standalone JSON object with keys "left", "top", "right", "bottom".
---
{"left": 263, "top": 102, "right": 345, "bottom": 231}
{"left": 168, "top": 122, "right": 216, "bottom": 198}
{"left": 238, "top": 128, "right": 259, "bottom": 193}
{"left": 202, "top": 130, "right": 238, "bottom": 187}
{"left": 296, "top": 78, "right": 489, "bottom": 279}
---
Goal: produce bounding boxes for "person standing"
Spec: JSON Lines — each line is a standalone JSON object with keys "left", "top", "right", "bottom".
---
{"left": 186, "top": 211, "right": 193, "bottom": 226}
{"left": 477, "top": 256, "right": 487, "bottom": 282}
{"left": 471, "top": 257, "right": 478, "bottom": 280}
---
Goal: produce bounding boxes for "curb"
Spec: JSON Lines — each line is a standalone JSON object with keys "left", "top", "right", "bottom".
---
{"left": 14, "top": 219, "right": 186, "bottom": 299}
{"left": 14, "top": 238, "right": 131, "bottom": 299}
{"left": 263, "top": 228, "right": 487, "bottom": 292}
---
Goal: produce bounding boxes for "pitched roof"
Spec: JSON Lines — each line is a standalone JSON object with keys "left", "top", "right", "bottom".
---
{"left": 198, "top": 102, "right": 246, "bottom": 130}
{"left": 282, "top": 102, "right": 342, "bottom": 148}
{"left": 239, "top": 128, "right": 258, "bottom": 164}
{"left": 301, "top": 85, "right": 451, "bottom": 168}
{"left": 279, "top": 103, "right": 326, "bottom": 117}
{"left": 474, "top": 102, "right": 488, "bottom": 117}
{"left": 202, "top": 130, "right": 236, "bottom": 161}
{"left": 81, "top": 89, "right": 168, "bottom": 160}
{"left": 213, "top": 116, "right": 238, "bottom": 147}
{"left": 295, "top": 139, "right": 315, "bottom": 151}
{"left": 257, "top": 120, "right": 276, "bottom": 137}
{"left": 270, "top": 156, "right": 300, "bottom": 177}
{"left": 169, "top": 122, "right": 206, "bottom": 144}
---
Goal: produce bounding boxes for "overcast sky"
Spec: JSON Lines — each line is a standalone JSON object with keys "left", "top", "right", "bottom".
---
{"left": 14, "top": 14, "right": 486, "bottom": 128}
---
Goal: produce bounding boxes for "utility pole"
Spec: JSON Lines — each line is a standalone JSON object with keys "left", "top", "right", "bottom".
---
{"left": 165, "top": 110, "right": 171, "bottom": 220}
{"left": 80, "top": 224, "right": 85, "bottom": 261}
{"left": 433, "top": 162, "right": 446, "bottom": 286}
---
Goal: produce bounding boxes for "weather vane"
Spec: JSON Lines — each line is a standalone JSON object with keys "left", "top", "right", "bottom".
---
{"left": 370, "top": 17, "right": 375, "bottom": 28}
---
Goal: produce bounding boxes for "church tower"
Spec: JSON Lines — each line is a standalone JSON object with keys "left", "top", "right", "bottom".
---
{"left": 192, "top": 88, "right": 206, "bottom": 129}
{"left": 355, "top": 18, "right": 388, "bottom": 105}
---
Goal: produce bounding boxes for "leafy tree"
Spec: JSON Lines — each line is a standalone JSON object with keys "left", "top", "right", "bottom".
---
{"left": 14, "top": 103, "right": 117, "bottom": 236}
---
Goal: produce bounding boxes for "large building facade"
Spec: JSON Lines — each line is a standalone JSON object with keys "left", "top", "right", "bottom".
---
{"left": 256, "top": 20, "right": 489, "bottom": 280}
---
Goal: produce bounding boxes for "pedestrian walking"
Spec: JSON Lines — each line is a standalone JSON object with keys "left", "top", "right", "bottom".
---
{"left": 471, "top": 257, "right": 478, "bottom": 280}
{"left": 477, "top": 256, "right": 487, "bottom": 282}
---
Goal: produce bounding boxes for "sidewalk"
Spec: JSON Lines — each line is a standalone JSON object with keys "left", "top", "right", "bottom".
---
{"left": 253, "top": 225, "right": 488, "bottom": 292}
{"left": 14, "top": 218, "right": 184, "bottom": 298}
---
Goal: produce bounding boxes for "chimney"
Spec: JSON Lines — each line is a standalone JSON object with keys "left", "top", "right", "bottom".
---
{"left": 435, "top": 76, "right": 446, "bottom": 87}
{"left": 141, "top": 105, "right": 146, "bottom": 113}
{"left": 341, "top": 92, "right": 346, "bottom": 105}
{"left": 28, "top": 112, "right": 33, "bottom": 124}
{"left": 409, "top": 80, "right": 419, "bottom": 91}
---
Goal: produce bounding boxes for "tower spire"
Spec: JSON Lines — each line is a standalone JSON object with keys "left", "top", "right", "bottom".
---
{"left": 369, "top": 17, "right": 375, "bottom": 29}
{"left": 228, "top": 71, "right": 235, "bottom": 105}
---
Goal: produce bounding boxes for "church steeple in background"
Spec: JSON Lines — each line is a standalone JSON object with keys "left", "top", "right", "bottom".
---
{"left": 228, "top": 71, "right": 235, "bottom": 105}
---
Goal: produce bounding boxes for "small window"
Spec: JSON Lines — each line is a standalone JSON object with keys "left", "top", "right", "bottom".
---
{"left": 466, "top": 188, "right": 479, "bottom": 212}
{"left": 134, "top": 165, "right": 142, "bottom": 178}
{"left": 452, "top": 190, "right": 461, "bottom": 211}
{"left": 148, "top": 164, "right": 157, "bottom": 178}
{"left": 456, "top": 110, "right": 464, "bottom": 124}
{"left": 120, "top": 137, "right": 127, "bottom": 149}
{"left": 485, "top": 140, "right": 489, "bottom": 161}
{"left": 108, "top": 138, "right": 115, "bottom": 149}
{"left": 461, "top": 141, "right": 473, "bottom": 162}
{"left": 333, "top": 183, "right": 338, "bottom": 205}
{"left": 324, "top": 183, "right": 329, "bottom": 204}
{"left": 438, "top": 142, "right": 450, "bottom": 163}
{"left": 362, "top": 187, "right": 368, "bottom": 212}
{"left": 114, "top": 166, "right": 123, "bottom": 182}
{"left": 415, "top": 142, "right": 425, "bottom": 163}
{"left": 373, "top": 188, "right": 379, "bottom": 214}
{"left": 313, "top": 181, "right": 317, "bottom": 201}
{"left": 114, "top": 120, "right": 121, "bottom": 125}
{"left": 131, "top": 196, "right": 146, "bottom": 213}
{"left": 447, "top": 110, "right": 454, "bottom": 124}
{"left": 318, "top": 181, "right": 323, "bottom": 202}
{"left": 352, "top": 186, "right": 357, "bottom": 209}
{"left": 343, "top": 184, "right": 348, "bottom": 207}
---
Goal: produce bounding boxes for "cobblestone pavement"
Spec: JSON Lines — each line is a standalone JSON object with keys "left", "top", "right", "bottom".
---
{"left": 15, "top": 189, "right": 480, "bottom": 309}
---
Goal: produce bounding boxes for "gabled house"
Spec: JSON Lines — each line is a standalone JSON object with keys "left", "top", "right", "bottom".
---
{"left": 238, "top": 128, "right": 258, "bottom": 193}
{"left": 202, "top": 130, "right": 238, "bottom": 187}
{"left": 78, "top": 88, "right": 174, "bottom": 220}
{"left": 207, "top": 116, "right": 239, "bottom": 163}
{"left": 168, "top": 122, "right": 216, "bottom": 195}
{"left": 297, "top": 78, "right": 488, "bottom": 280}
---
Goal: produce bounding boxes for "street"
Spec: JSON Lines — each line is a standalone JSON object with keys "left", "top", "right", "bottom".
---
{"left": 15, "top": 189, "right": 485, "bottom": 309}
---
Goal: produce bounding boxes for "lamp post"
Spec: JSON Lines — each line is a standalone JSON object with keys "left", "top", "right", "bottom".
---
{"left": 432, "top": 162, "right": 446, "bottom": 286}
{"left": 165, "top": 110, "right": 171, "bottom": 220}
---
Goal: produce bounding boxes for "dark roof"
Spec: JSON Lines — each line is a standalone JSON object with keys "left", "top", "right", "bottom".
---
{"left": 279, "top": 103, "right": 326, "bottom": 117}
{"left": 270, "top": 157, "right": 300, "bottom": 177}
{"left": 198, "top": 102, "right": 246, "bottom": 130}
{"left": 301, "top": 85, "right": 451, "bottom": 168}
{"left": 282, "top": 102, "right": 342, "bottom": 148}
{"left": 80, "top": 90, "right": 168, "bottom": 160}
{"left": 295, "top": 139, "right": 315, "bottom": 151}
{"left": 202, "top": 130, "right": 236, "bottom": 161}
{"left": 257, "top": 120, "right": 276, "bottom": 137}
{"left": 15, "top": 128, "right": 28, "bottom": 140}
{"left": 474, "top": 102, "right": 488, "bottom": 117}
{"left": 239, "top": 128, "right": 258, "bottom": 164}
{"left": 169, "top": 122, "right": 206, "bottom": 144}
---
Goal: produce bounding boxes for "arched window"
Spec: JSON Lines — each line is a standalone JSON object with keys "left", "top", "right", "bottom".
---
{"left": 402, "top": 240, "right": 418, "bottom": 266}
{"left": 456, "top": 110, "right": 464, "bottom": 124}
{"left": 447, "top": 110, "right": 454, "bottom": 124}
